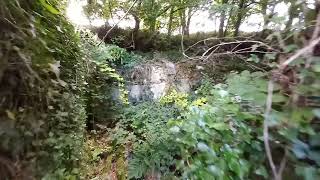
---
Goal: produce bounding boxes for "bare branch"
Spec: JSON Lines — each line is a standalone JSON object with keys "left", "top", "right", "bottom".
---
{"left": 278, "top": 148, "right": 288, "bottom": 180}
{"left": 311, "top": 12, "right": 320, "bottom": 41}
{"left": 202, "top": 40, "right": 279, "bottom": 61}
{"left": 280, "top": 36, "right": 320, "bottom": 69}
{"left": 264, "top": 80, "right": 278, "bottom": 180}
{"left": 98, "top": 0, "right": 138, "bottom": 46}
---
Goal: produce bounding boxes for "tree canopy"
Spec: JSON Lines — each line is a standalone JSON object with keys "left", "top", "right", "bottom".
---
{"left": 83, "top": 0, "right": 319, "bottom": 37}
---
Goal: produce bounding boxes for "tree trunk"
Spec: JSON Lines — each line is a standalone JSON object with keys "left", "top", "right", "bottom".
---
{"left": 285, "top": 15, "right": 294, "bottom": 30}
{"left": 285, "top": 5, "right": 294, "bottom": 30}
{"left": 285, "top": 1, "right": 300, "bottom": 30}
{"left": 149, "top": 20, "right": 157, "bottom": 32}
{"left": 233, "top": 0, "right": 245, "bottom": 37}
{"left": 218, "top": 12, "right": 226, "bottom": 37}
{"left": 261, "top": 0, "right": 277, "bottom": 37}
{"left": 149, "top": 0, "right": 157, "bottom": 32}
{"left": 132, "top": 14, "right": 140, "bottom": 34}
{"left": 167, "top": 6, "right": 175, "bottom": 37}
{"left": 133, "top": 0, "right": 142, "bottom": 34}
{"left": 185, "top": 8, "right": 192, "bottom": 36}
{"left": 218, "top": 0, "right": 228, "bottom": 37}
{"left": 179, "top": 8, "right": 186, "bottom": 35}
{"left": 261, "top": 0, "right": 268, "bottom": 28}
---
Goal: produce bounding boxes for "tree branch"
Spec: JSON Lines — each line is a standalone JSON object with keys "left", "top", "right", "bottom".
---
{"left": 264, "top": 80, "right": 278, "bottom": 179}
{"left": 97, "top": 0, "right": 139, "bottom": 46}
{"left": 280, "top": 36, "right": 320, "bottom": 69}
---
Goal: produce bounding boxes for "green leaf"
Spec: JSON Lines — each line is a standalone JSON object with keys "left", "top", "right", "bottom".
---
{"left": 313, "top": 109, "right": 320, "bottom": 118}
{"left": 5, "top": 110, "right": 16, "bottom": 120}
{"left": 248, "top": 54, "right": 260, "bottom": 63}
{"left": 255, "top": 166, "right": 268, "bottom": 179}
{"left": 296, "top": 166, "right": 319, "bottom": 180}
{"left": 310, "top": 134, "right": 320, "bottom": 147}
{"left": 312, "top": 63, "right": 320, "bottom": 72}
{"left": 284, "top": 44, "right": 298, "bottom": 53}
{"left": 292, "top": 140, "right": 309, "bottom": 159}
{"left": 39, "top": 0, "right": 59, "bottom": 14}
{"left": 91, "top": 148, "right": 103, "bottom": 160}
{"left": 197, "top": 142, "right": 210, "bottom": 152}
{"left": 228, "top": 158, "right": 241, "bottom": 176}
{"left": 272, "top": 94, "right": 287, "bottom": 103}
{"left": 308, "top": 150, "right": 320, "bottom": 165}
{"left": 208, "top": 122, "right": 229, "bottom": 130}
{"left": 265, "top": 53, "right": 276, "bottom": 60}
{"left": 208, "top": 165, "right": 223, "bottom": 176}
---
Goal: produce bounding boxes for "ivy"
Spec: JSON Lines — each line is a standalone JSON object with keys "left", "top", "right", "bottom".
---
{"left": 169, "top": 84, "right": 266, "bottom": 179}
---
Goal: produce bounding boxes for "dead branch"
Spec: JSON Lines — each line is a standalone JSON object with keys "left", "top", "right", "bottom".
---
{"left": 201, "top": 40, "right": 280, "bottom": 61}
{"left": 183, "top": 35, "right": 257, "bottom": 53}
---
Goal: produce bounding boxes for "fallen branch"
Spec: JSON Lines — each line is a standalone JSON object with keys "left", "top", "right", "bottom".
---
{"left": 201, "top": 40, "right": 280, "bottom": 61}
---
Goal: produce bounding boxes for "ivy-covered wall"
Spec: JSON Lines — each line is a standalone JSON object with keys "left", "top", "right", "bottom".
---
{"left": 0, "top": 0, "right": 87, "bottom": 178}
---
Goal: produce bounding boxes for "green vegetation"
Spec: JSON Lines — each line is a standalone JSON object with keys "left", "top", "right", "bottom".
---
{"left": 0, "top": 0, "right": 124, "bottom": 178}
{"left": 1, "top": 0, "right": 320, "bottom": 180}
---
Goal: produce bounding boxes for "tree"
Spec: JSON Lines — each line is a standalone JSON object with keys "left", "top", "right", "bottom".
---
{"left": 260, "top": 0, "right": 278, "bottom": 29}
{"left": 233, "top": 0, "right": 248, "bottom": 36}
{"left": 177, "top": 0, "right": 208, "bottom": 36}
{"left": 285, "top": 0, "right": 302, "bottom": 30}
{"left": 218, "top": 0, "right": 228, "bottom": 37}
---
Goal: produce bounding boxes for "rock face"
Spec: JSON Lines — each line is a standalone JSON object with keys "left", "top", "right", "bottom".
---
{"left": 123, "top": 60, "right": 201, "bottom": 103}
{"left": 113, "top": 54, "right": 251, "bottom": 103}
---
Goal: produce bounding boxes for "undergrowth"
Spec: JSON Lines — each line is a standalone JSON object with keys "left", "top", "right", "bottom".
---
{"left": 0, "top": 1, "right": 126, "bottom": 178}
{"left": 106, "top": 65, "right": 320, "bottom": 179}
{"left": 1, "top": 1, "right": 319, "bottom": 180}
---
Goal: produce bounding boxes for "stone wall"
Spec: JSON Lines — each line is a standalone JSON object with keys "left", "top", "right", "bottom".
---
{"left": 122, "top": 60, "right": 202, "bottom": 103}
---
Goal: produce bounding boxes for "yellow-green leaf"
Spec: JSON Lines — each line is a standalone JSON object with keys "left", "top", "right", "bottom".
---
{"left": 39, "top": 0, "right": 59, "bottom": 14}
{"left": 5, "top": 110, "right": 16, "bottom": 120}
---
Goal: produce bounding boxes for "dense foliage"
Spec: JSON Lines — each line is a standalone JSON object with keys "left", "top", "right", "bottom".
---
{"left": 0, "top": 1, "right": 126, "bottom": 178}
{"left": 1, "top": 0, "right": 320, "bottom": 179}
{"left": 0, "top": 0, "right": 88, "bottom": 178}
{"left": 109, "top": 63, "right": 320, "bottom": 179}
{"left": 169, "top": 83, "right": 266, "bottom": 179}
{"left": 111, "top": 102, "right": 179, "bottom": 179}
{"left": 80, "top": 30, "right": 129, "bottom": 127}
